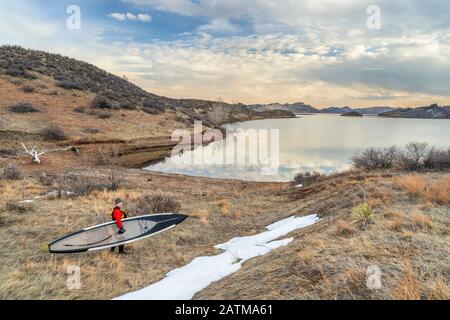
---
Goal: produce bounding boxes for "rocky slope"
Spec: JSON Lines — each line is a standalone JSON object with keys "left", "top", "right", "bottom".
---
{"left": 248, "top": 102, "right": 318, "bottom": 114}
{"left": 0, "top": 46, "right": 294, "bottom": 167}
{"left": 320, "top": 106, "right": 397, "bottom": 115}
{"left": 379, "top": 104, "right": 450, "bottom": 119}
{"left": 0, "top": 46, "right": 294, "bottom": 128}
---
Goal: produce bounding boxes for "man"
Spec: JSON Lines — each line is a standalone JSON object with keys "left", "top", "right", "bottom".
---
{"left": 111, "top": 198, "right": 128, "bottom": 254}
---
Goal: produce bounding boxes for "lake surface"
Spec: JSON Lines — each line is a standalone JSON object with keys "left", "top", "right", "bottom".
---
{"left": 144, "top": 114, "right": 450, "bottom": 182}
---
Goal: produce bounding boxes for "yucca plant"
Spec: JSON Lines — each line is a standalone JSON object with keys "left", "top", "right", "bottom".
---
{"left": 353, "top": 203, "right": 373, "bottom": 227}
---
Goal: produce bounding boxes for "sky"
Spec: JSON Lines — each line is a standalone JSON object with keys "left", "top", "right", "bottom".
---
{"left": 1, "top": 0, "right": 450, "bottom": 108}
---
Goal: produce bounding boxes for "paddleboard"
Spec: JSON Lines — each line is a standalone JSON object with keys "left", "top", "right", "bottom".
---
{"left": 48, "top": 213, "right": 188, "bottom": 253}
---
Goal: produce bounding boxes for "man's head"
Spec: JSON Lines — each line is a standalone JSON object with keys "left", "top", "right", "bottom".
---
{"left": 115, "top": 198, "right": 124, "bottom": 208}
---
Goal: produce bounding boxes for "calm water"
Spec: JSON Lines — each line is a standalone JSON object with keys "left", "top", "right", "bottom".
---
{"left": 145, "top": 114, "right": 450, "bottom": 182}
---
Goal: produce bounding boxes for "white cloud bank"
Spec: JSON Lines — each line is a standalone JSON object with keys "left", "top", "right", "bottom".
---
{"left": 108, "top": 12, "right": 152, "bottom": 22}
{"left": 1, "top": 0, "right": 450, "bottom": 107}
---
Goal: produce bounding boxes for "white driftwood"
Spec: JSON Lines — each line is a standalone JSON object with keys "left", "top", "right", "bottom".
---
{"left": 20, "top": 143, "right": 79, "bottom": 164}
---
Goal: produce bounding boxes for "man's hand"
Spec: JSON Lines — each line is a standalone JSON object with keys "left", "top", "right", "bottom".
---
{"left": 118, "top": 228, "right": 126, "bottom": 234}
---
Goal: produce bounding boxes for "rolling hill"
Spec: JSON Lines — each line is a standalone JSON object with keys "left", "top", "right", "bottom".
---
{"left": 379, "top": 104, "right": 450, "bottom": 119}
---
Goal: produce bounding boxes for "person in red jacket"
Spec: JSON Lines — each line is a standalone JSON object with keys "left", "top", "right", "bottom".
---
{"left": 111, "top": 198, "right": 128, "bottom": 254}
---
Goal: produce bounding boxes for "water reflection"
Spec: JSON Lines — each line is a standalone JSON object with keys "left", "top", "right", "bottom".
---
{"left": 145, "top": 114, "right": 450, "bottom": 182}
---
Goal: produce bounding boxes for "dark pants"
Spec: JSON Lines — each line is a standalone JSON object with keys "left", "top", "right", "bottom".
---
{"left": 111, "top": 245, "right": 125, "bottom": 253}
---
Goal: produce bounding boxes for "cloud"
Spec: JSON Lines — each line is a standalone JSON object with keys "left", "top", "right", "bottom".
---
{"left": 108, "top": 12, "right": 152, "bottom": 22}
{"left": 1, "top": 0, "right": 450, "bottom": 108}
{"left": 198, "top": 19, "right": 240, "bottom": 34}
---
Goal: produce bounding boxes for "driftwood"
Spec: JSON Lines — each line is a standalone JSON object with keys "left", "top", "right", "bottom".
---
{"left": 20, "top": 143, "right": 79, "bottom": 164}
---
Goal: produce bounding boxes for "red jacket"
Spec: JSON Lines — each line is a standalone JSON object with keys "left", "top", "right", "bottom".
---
{"left": 112, "top": 207, "right": 127, "bottom": 229}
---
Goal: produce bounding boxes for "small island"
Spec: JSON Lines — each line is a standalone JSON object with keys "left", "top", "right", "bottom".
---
{"left": 341, "top": 111, "right": 363, "bottom": 117}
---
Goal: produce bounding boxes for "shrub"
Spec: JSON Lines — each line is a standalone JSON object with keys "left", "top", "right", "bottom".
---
{"left": 5, "top": 66, "right": 37, "bottom": 79}
{"left": 142, "top": 99, "right": 166, "bottom": 114}
{"left": 57, "top": 80, "right": 84, "bottom": 90}
{"left": 6, "top": 201, "right": 32, "bottom": 213}
{"left": 128, "top": 194, "right": 181, "bottom": 215}
{"left": 353, "top": 143, "right": 450, "bottom": 171}
{"left": 353, "top": 203, "right": 373, "bottom": 227}
{"left": 91, "top": 95, "right": 114, "bottom": 109}
{"left": 55, "top": 173, "right": 120, "bottom": 197}
{"left": 292, "top": 171, "right": 326, "bottom": 186}
{"left": 0, "top": 149, "right": 16, "bottom": 157}
{"left": 22, "top": 85, "right": 35, "bottom": 93}
{"left": 352, "top": 146, "right": 400, "bottom": 170}
{"left": 2, "top": 164, "right": 23, "bottom": 180}
{"left": 97, "top": 111, "right": 112, "bottom": 119}
{"left": 402, "top": 142, "right": 429, "bottom": 170}
{"left": 73, "top": 106, "right": 86, "bottom": 113}
{"left": 83, "top": 128, "right": 100, "bottom": 134}
{"left": 40, "top": 125, "right": 68, "bottom": 141}
{"left": 120, "top": 101, "right": 136, "bottom": 110}
{"left": 424, "top": 147, "right": 450, "bottom": 170}
{"left": 9, "top": 102, "right": 39, "bottom": 113}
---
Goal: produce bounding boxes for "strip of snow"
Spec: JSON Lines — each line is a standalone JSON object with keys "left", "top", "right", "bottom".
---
{"left": 115, "top": 214, "right": 319, "bottom": 300}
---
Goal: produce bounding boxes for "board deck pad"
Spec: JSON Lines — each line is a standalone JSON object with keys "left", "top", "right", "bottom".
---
{"left": 48, "top": 214, "right": 188, "bottom": 253}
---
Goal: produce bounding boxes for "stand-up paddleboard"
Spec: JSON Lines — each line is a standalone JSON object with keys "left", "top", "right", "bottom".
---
{"left": 48, "top": 213, "right": 188, "bottom": 253}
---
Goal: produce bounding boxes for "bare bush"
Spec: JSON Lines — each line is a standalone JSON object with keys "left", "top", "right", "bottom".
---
{"left": 22, "top": 85, "right": 35, "bottom": 93}
{"left": 424, "top": 147, "right": 450, "bottom": 170}
{"left": 5, "top": 66, "right": 37, "bottom": 79}
{"left": 142, "top": 98, "right": 167, "bottom": 114}
{"left": 352, "top": 146, "right": 400, "bottom": 170}
{"left": 6, "top": 201, "right": 33, "bottom": 213}
{"left": 83, "top": 128, "right": 100, "bottom": 134}
{"left": 97, "top": 111, "right": 112, "bottom": 119}
{"left": 9, "top": 102, "right": 40, "bottom": 113}
{"left": 40, "top": 125, "right": 68, "bottom": 141}
{"left": 128, "top": 194, "right": 181, "bottom": 215}
{"left": 57, "top": 80, "right": 84, "bottom": 90}
{"left": 73, "top": 106, "right": 86, "bottom": 113}
{"left": 91, "top": 95, "right": 114, "bottom": 109}
{"left": 37, "top": 172, "right": 54, "bottom": 187}
{"left": 402, "top": 142, "right": 429, "bottom": 170}
{"left": 292, "top": 171, "right": 326, "bottom": 186}
{"left": 55, "top": 172, "right": 120, "bottom": 197}
{"left": 120, "top": 101, "right": 136, "bottom": 110}
{"left": 2, "top": 164, "right": 23, "bottom": 180}
{"left": 353, "top": 143, "right": 449, "bottom": 171}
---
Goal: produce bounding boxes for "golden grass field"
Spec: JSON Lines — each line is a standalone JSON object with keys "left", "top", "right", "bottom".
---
{"left": 0, "top": 167, "right": 448, "bottom": 300}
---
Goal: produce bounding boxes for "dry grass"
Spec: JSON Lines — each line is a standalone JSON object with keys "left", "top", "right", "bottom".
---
{"left": 393, "top": 260, "right": 423, "bottom": 300}
{"left": 394, "top": 175, "right": 450, "bottom": 204}
{"left": 425, "top": 277, "right": 450, "bottom": 300}
{"left": 218, "top": 199, "right": 230, "bottom": 216}
{"left": 196, "top": 172, "right": 450, "bottom": 300}
{"left": 0, "top": 168, "right": 293, "bottom": 299}
{"left": 191, "top": 208, "right": 209, "bottom": 225}
{"left": 334, "top": 220, "right": 355, "bottom": 237}
{"left": 0, "top": 169, "right": 448, "bottom": 300}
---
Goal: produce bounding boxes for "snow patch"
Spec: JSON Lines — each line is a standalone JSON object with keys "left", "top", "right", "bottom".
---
{"left": 115, "top": 214, "right": 319, "bottom": 300}
{"left": 18, "top": 191, "right": 74, "bottom": 204}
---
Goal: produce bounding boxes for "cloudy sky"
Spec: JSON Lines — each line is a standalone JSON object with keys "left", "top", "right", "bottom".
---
{"left": 1, "top": 0, "right": 449, "bottom": 108}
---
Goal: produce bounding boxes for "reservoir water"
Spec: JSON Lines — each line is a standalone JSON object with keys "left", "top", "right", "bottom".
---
{"left": 145, "top": 114, "right": 450, "bottom": 182}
